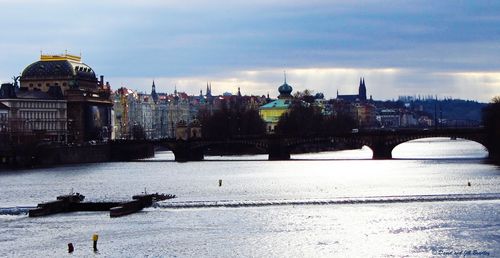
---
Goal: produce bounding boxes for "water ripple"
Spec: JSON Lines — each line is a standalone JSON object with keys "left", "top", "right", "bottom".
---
{"left": 154, "top": 193, "right": 500, "bottom": 209}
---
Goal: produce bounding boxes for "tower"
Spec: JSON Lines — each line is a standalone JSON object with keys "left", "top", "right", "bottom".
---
{"left": 358, "top": 77, "right": 367, "bottom": 101}
{"left": 277, "top": 71, "right": 293, "bottom": 99}
{"left": 206, "top": 82, "right": 212, "bottom": 97}
{"left": 151, "top": 80, "right": 158, "bottom": 104}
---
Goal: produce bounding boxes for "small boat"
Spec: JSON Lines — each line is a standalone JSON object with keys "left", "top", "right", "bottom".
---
{"left": 56, "top": 192, "right": 85, "bottom": 202}
{"left": 29, "top": 193, "right": 85, "bottom": 217}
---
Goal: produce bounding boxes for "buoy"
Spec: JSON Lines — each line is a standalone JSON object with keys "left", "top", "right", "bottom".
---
{"left": 68, "top": 243, "right": 74, "bottom": 253}
{"left": 92, "top": 234, "right": 98, "bottom": 252}
{"left": 219, "top": 179, "right": 222, "bottom": 187}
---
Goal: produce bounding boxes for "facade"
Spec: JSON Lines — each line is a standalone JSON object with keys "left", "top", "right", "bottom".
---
{"left": 175, "top": 119, "right": 202, "bottom": 140}
{"left": 0, "top": 84, "right": 68, "bottom": 144}
{"left": 0, "top": 102, "right": 9, "bottom": 134}
{"left": 259, "top": 78, "right": 294, "bottom": 133}
{"left": 165, "top": 89, "right": 195, "bottom": 138}
{"left": 400, "top": 111, "right": 418, "bottom": 127}
{"left": 112, "top": 82, "right": 201, "bottom": 140}
{"left": 377, "top": 109, "right": 401, "bottom": 128}
{"left": 132, "top": 93, "right": 155, "bottom": 139}
{"left": 19, "top": 53, "right": 113, "bottom": 143}
{"left": 352, "top": 102, "right": 377, "bottom": 128}
{"left": 376, "top": 109, "right": 419, "bottom": 128}
{"left": 259, "top": 99, "right": 292, "bottom": 133}
{"left": 112, "top": 81, "right": 268, "bottom": 139}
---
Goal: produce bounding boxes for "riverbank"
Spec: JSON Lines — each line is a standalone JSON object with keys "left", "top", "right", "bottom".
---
{"left": 0, "top": 141, "right": 154, "bottom": 169}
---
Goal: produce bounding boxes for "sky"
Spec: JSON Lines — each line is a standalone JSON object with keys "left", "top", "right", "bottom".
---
{"left": 0, "top": 0, "right": 499, "bottom": 102}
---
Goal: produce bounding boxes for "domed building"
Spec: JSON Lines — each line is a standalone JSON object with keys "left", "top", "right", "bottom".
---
{"left": 259, "top": 75, "right": 294, "bottom": 133}
{"left": 18, "top": 53, "right": 113, "bottom": 143}
{"left": 20, "top": 54, "right": 99, "bottom": 94}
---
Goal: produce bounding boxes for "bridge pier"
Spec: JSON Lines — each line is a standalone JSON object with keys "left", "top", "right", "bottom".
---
{"left": 268, "top": 138, "right": 290, "bottom": 160}
{"left": 370, "top": 144, "right": 393, "bottom": 159}
{"left": 487, "top": 146, "right": 500, "bottom": 164}
{"left": 171, "top": 142, "right": 204, "bottom": 162}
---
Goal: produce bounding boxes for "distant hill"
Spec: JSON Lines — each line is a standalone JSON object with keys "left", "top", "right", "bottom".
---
{"left": 411, "top": 99, "right": 486, "bottom": 123}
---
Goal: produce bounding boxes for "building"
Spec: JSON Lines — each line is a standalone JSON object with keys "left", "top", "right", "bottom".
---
{"left": 337, "top": 78, "right": 368, "bottom": 102}
{"left": 165, "top": 88, "right": 195, "bottom": 138}
{"left": 20, "top": 53, "right": 98, "bottom": 94}
{"left": 113, "top": 82, "right": 202, "bottom": 140}
{"left": 400, "top": 111, "right": 418, "bottom": 127}
{"left": 352, "top": 102, "right": 377, "bottom": 128}
{"left": 0, "top": 102, "right": 9, "bottom": 134}
{"left": 0, "top": 83, "right": 67, "bottom": 144}
{"left": 259, "top": 77, "right": 293, "bottom": 133}
{"left": 175, "top": 119, "right": 202, "bottom": 140}
{"left": 377, "top": 109, "right": 401, "bottom": 128}
{"left": 19, "top": 53, "right": 112, "bottom": 143}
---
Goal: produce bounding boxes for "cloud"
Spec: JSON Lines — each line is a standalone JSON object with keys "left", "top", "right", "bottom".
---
{"left": 436, "top": 71, "right": 500, "bottom": 101}
{"left": 107, "top": 66, "right": 495, "bottom": 102}
{"left": 1, "top": 1, "right": 499, "bottom": 102}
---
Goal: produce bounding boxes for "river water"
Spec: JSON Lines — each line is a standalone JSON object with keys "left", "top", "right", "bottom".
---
{"left": 0, "top": 138, "right": 499, "bottom": 257}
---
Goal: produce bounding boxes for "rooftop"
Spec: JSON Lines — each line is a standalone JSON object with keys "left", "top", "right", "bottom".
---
{"left": 260, "top": 99, "right": 291, "bottom": 109}
{"left": 40, "top": 53, "right": 82, "bottom": 62}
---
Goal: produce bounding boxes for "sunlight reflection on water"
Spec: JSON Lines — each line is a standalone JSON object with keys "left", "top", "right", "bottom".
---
{"left": 0, "top": 138, "right": 498, "bottom": 257}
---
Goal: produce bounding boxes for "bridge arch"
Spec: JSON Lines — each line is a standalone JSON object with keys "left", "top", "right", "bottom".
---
{"left": 392, "top": 137, "right": 489, "bottom": 159}
{"left": 366, "top": 135, "right": 489, "bottom": 159}
{"left": 163, "top": 139, "right": 269, "bottom": 161}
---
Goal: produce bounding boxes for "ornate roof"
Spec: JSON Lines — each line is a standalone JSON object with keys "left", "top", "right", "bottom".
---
{"left": 278, "top": 82, "right": 293, "bottom": 96}
{"left": 21, "top": 54, "right": 97, "bottom": 82}
{"left": 278, "top": 72, "right": 293, "bottom": 99}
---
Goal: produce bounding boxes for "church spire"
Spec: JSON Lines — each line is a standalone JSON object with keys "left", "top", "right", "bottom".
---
{"left": 284, "top": 71, "right": 287, "bottom": 84}
{"left": 359, "top": 77, "right": 367, "bottom": 101}
{"left": 151, "top": 80, "right": 158, "bottom": 104}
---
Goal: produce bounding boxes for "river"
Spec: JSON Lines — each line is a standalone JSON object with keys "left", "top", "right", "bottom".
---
{"left": 0, "top": 138, "right": 499, "bottom": 257}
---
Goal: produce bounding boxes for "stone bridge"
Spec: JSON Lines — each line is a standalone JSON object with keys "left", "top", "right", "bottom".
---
{"left": 154, "top": 128, "right": 489, "bottom": 162}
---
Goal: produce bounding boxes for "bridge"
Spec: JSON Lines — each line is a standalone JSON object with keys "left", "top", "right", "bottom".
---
{"left": 153, "top": 128, "right": 491, "bottom": 162}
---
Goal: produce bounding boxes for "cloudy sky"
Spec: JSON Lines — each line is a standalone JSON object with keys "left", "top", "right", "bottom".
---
{"left": 0, "top": 0, "right": 499, "bottom": 102}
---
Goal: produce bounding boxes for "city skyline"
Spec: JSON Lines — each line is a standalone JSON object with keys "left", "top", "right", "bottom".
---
{"left": 1, "top": 1, "right": 499, "bottom": 102}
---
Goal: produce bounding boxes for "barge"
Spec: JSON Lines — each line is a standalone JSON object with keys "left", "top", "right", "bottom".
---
{"left": 29, "top": 192, "right": 175, "bottom": 218}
